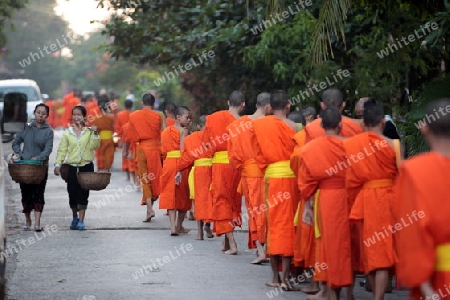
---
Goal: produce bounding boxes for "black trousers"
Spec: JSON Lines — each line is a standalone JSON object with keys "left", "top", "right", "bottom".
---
{"left": 20, "top": 171, "right": 48, "bottom": 213}
{"left": 67, "top": 162, "right": 94, "bottom": 210}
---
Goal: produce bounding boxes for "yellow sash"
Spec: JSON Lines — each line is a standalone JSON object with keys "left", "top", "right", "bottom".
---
{"left": 194, "top": 158, "right": 212, "bottom": 167}
{"left": 99, "top": 130, "right": 113, "bottom": 140}
{"left": 294, "top": 202, "right": 301, "bottom": 226}
{"left": 212, "top": 151, "right": 229, "bottom": 164}
{"left": 166, "top": 150, "right": 181, "bottom": 158}
{"left": 264, "top": 160, "right": 295, "bottom": 178}
{"left": 314, "top": 190, "right": 321, "bottom": 238}
{"left": 188, "top": 167, "right": 195, "bottom": 199}
{"left": 436, "top": 243, "right": 450, "bottom": 271}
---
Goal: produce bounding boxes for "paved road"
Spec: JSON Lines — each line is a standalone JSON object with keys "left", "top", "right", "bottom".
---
{"left": 3, "top": 130, "right": 409, "bottom": 300}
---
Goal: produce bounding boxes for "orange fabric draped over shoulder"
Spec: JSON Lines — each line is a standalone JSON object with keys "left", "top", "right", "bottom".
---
{"left": 203, "top": 110, "right": 241, "bottom": 235}
{"left": 344, "top": 132, "right": 397, "bottom": 274}
{"left": 393, "top": 152, "right": 450, "bottom": 300}
{"left": 115, "top": 110, "right": 131, "bottom": 171}
{"left": 166, "top": 117, "right": 176, "bottom": 127}
{"left": 45, "top": 101, "right": 55, "bottom": 128}
{"left": 127, "top": 109, "right": 162, "bottom": 205}
{"left": 305, "top": 116, "right": 363, "bottom": 141}
{"left": 93, "top": 114, "right": 115, "bottom": 170}
{"left": 227, "top": 115, "right": 266, "bottom": 249}
{"left": 86, "top": 100, "right": 100, "bottom": 125}
{"left": 159, "top": 126, "right": 190, "bottom": 211}
{"left": 178, "top": 131, "right": 213, "bottom": 221}
{"left": 299, "top": 136, "right": 352, "bottom": 288}
{"left": 63, "top": 93, "right": 81, "bottom": 127}
{"left": 252, "top": 116, "right": 299, "bottom": 257}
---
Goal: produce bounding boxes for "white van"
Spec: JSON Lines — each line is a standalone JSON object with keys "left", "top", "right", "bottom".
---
{"left": 0, "top": 79, "right": 43, "bottom": 136}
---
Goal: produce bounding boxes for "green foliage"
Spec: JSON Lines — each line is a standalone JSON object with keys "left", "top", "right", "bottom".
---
{"left": 0, "top": 0, "right": 28, "bottom": 47}
{"left": 399, "top": 76, "right": 450, "bottom": 156}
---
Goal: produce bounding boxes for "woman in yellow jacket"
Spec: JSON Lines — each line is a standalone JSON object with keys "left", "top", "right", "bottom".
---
{"left": 54, "top": 105, "right": 100, "bottom": 230}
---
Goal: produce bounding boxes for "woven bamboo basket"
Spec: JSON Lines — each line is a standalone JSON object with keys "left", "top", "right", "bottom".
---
{"left": 77, "top": 172, "right": 111, "bottom": 191}
{"left": 8, "top": 161, "right": 47, "bottom": 184}
{"left": 60, "top": 164, "right": 69, "bottom": 182}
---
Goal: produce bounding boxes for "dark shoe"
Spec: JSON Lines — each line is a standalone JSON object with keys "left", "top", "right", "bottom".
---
{"left": 70, "top": 218, "right": 79, "bottom": 230}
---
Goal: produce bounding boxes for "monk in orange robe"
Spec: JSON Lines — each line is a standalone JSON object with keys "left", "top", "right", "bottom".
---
{"left": 300, "top": 107, "right": 355, "bottom": 300}
{"left": 63, "top": 91, "right": 81, "bottom": 127}
{"left": 85, "top": 95, "right": 101, "bottom": 126}
{"left": 177, "top": 115, "right": 214, "bottom": 240}
{"left": 164, "top": 102, "right": 177, "bottom": 127}
{"left": 344, "top": 101, "right": 402, "bottom": 300}
{"left": 252, "top": 91, "right": 300, "bottom": 290}
{"left": 394, "top": 99, "right": 450, "bottom": 300}
{"left": 121, "top": 122, "right": 137, "bottom": 184}
{"left": 125, "top": 92, "right": 163, "bottom": 222}
{"left": 227, "top": 92, "right": 271, "bottom": 264}
{"left": 203, "top": 90, "right": 244, "bottom": 255}
{"left": 92, "top": 100, "right": 115, "bottom": 171}
{"left": 115, "top": 100, "right": 133, "bottom": 180}
{"left": 159, "top": 106, "right": 192, "bottom": 235}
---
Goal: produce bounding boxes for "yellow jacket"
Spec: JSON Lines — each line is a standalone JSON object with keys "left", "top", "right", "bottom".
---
{"left": 55, "top": 127, "right": 100, "bottom": 167}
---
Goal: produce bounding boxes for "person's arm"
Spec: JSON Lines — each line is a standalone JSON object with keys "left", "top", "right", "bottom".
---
{"left": 11, "top": 129, "right": 25, "bottom": 157}
{"left": 88, "top": 127, "right": 100, "bottom": 151}
{"left": 35, "top": 130, "right": 54, "bottom": 161}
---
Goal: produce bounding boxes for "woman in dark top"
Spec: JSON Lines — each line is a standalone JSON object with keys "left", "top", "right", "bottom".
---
{"left": 12, "top": 103, "right": 54, "bottom": 232}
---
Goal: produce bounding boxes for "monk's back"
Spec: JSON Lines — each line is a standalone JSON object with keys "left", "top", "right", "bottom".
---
{"left": 129, "top": 109, "right": 161, "bottom": 140}
{"left": 305, "top": 116, "right": 363, "bottom": 142}
{"left": 252, "top": 116, "right": 296, "bottom": 164}
{"left": 227, "top": 115, "right": 256, "bottom": 163}
{"left": 301, "top": 136, "right": 346, "bottom": 181}
{"left": 344, "top": 132, "right": 397, "bottom": 182}
{"left": 161, "top": 126, "right": 180, "bottom": 153}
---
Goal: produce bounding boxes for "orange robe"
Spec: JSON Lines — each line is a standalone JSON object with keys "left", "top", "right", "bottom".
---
{"left": 122, "top": 122, "right": 136, "bottom": 173}
{"left": 177, "top": 130, "right": 213, "bottom": 221}
{"left": 116, "top": 110, "right": 132, "bottom": 171}
{"left": 92, "top": 114, "right": 115, "bottom": 170}
{"left": 299, "top": 136, "right": 353, "bottom": 288}
{"left": 252, "top": 116, "right": 299, "bottom": 257}
{"left": 305, "top": 116, "right": 365, "bottom": 274}
{"left": 166, "top": 117, "right": 176, "bottom": 127}
{"left": 54, "top": 100, "right": 64, "bottom": 128}
{"left": 203, "top": 110, "right": 242, "bottom": 235}
{"left": 63, "top": 93, "right": 80, "bottom": 127}
{"left": 393, "top": 152, "right": 450, "bottom": 300}
{"left": 159, "top": 126, "right": 190, "bottom": 211}
{"left": 290, "top": 130, "right": 315, "bottom": 268}
{"left": 305, "top": 116, "right": 362, "bottom": 142}
{"left": 227, "top": 115, "right": 266, "bottom": 249}
{"left": 344, "top": 132, "right": 397, "bottom": 274}
{"left": 86, "top": 100, "right": 101, "bottom": 126}
{"left": 44, "top": 101, "right": 55, "bottom": 128}
{"left": 127, "top": 108, "right": 162, "bottom": 205}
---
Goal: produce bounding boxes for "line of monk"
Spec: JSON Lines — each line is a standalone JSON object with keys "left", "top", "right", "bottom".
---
{"left": 115, "top": 88, "right": 448, "bottom": 300}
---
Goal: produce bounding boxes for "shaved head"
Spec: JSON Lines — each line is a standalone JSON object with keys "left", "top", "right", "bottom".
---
{"left": 175, "top": 106, "right": 190, "bottom": 117}
{"left": 166, "top": 103, "right": 177, "bottom": 115}
{"left": 321, "top": 107, "right": 342, "bottom": 129}
{"left": 198, "top": 115, "right": 207, "bottom": 127}
{"left": 270, "top": 90, "right": 289, "bottom": 110}
{"left": 425, "top": 98, "right": 450, "bottom": 137}
{"left": 363, "top": 101, "right": 384, "bottom": 127}
{"left": 256, "top": 92, "right": 271, "bottom": 107}
{"left": 321, "top": 88, "right": 344, "bottom": 109}
{"left": 288, "top": 110, "right": 306, "bottom": 126}
{"left": 301, "top": 106, "right": 316, "bottom": 119}
{"left": 229, "top": 90, "right": 245, "bottom": 107}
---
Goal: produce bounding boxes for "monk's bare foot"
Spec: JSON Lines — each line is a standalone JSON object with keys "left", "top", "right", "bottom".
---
{"left": 221, "top": 237, "right": 230, "bottom": 252}
{"left": 305, "top": 290, "right": 327, "bottom": 300}
{"left": 178, "top": 226, "right": 190, "bottom": 234}
{"left": 204, "top": 226, "right": 214, "bottom": 238}
{"left": 196, "top": 232, "right": 204, "bottom": 240}
{"left": 265, "top": 282, "right": 280, "bottom": 288}
{"left": 224, "top": 249, "right": 237, "bottom": 255}
{"left": 250, "top": 256, "right": 266, "bottom": 265}
{"left": 143, "top": 213, "right": 155, "bottom": 222}
{"left": 301, "top": 286, "right": 321, "bottom": 295}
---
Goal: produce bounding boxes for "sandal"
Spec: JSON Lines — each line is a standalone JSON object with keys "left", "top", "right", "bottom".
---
{"left": 35, "top": 226, "right": 43, "bottom": 232}
{"left": 23, "top": 225, "right": 31, "bottom": 231}
{"left": 70, "top": 218, "right": 79, "bottom": 230}
{"left": 77, "top": 221, "right": 86, "bottom": 231}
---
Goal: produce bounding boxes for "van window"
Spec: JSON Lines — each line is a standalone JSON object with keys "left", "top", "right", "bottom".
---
{"left": 0, "top": 86, "right": 40, "bottom": 102}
